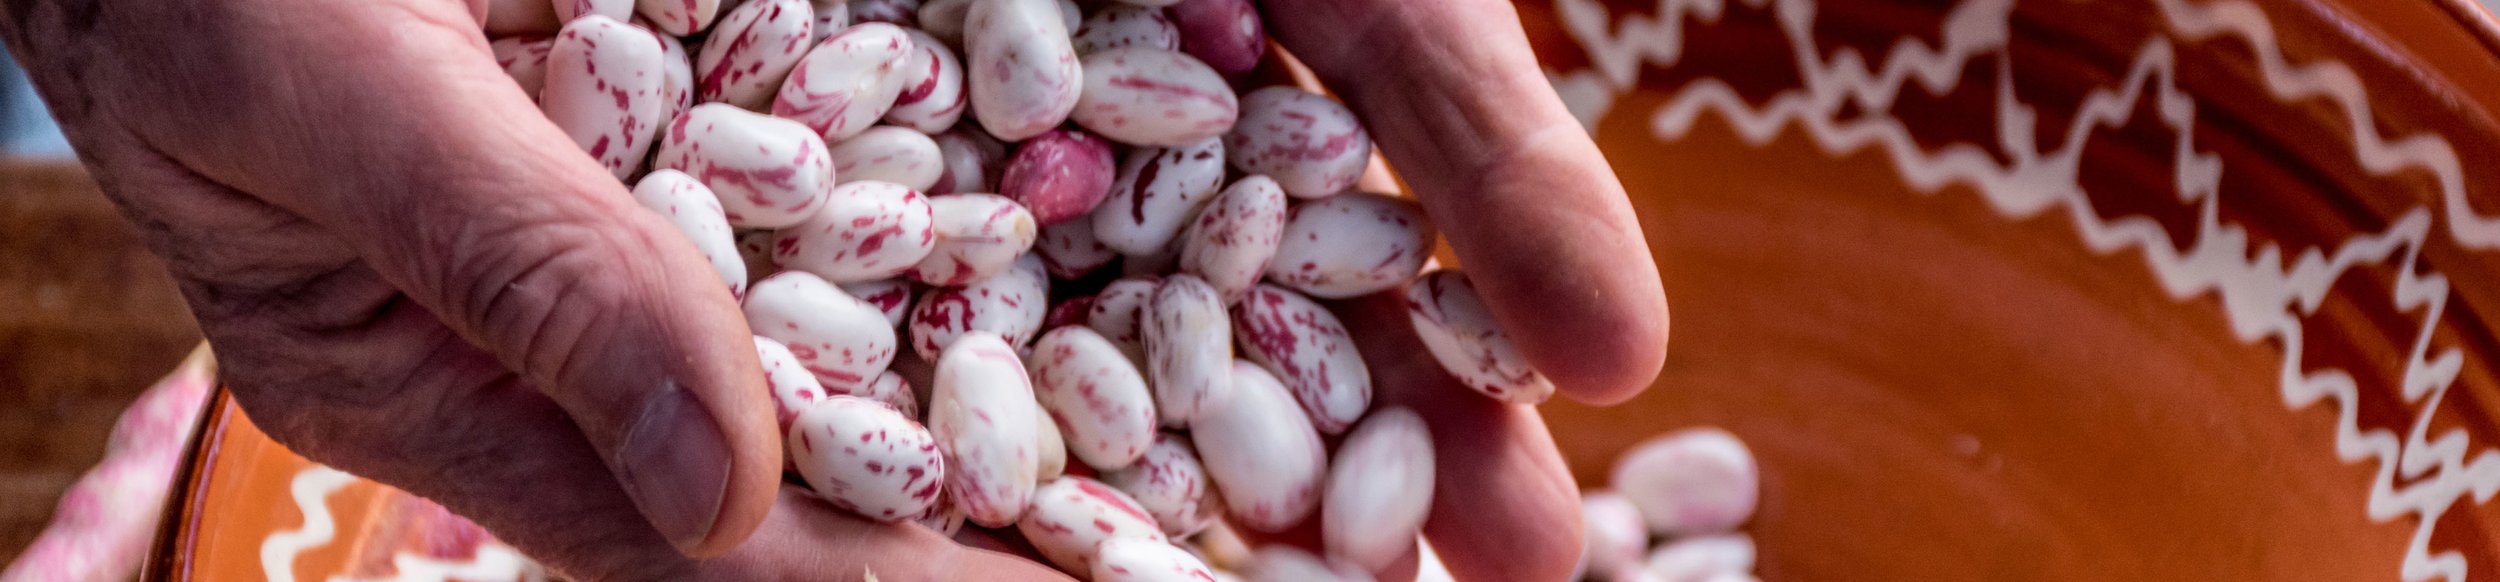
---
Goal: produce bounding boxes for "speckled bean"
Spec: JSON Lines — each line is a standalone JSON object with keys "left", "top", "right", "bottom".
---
{"left": 650, "top": 27, "right": 694, "bottom": 140}
{"left": 755, "top": 336, "right": 826, "bottom": 432}
{"left": 929, "top": 332, "right": 1041, "bottom": 526}
{"left": 828, "top": 127, "right": 944, "bottom": 192}
{"left": 839, "top": 277, "right": 917, "bottom": 327}
{"left": 1092, "top": 137, "right": 1226, "bottom": 255}
{"left": 1178, "top": 175, "right": 1284, "bottom": 303}
{"left": 1612, "top": 428, "right": 1759, "bottom": 537}
{"left": 774, "top": 23, "right": 915, "bottom": 143}
{"left": 1233, "top": 284, "right": 1370, "bottom": 434}
{"left": 542, "top": 16, "right": 667, "bottom": 179}
{"left": 909, "top": 254, "right": 1048, "bottom": 357}
{"left": 490, "top": 36, "right": 554, "bottom": 100}
{"left": 885, "top": 29, "right": 969, "bottom": 133}
{"left": 1266, "top": 192, "right": 1432, "bottom": 298}
{"left": 554, "top": 0, "right": 633, "bottom": 24}
{"left": 1167, "top": 0, "right": 1263, "bottom": 74}
{"left": 1094, "top": 538, "right": 1220, "bottom": 582}
{"left": 912, "top": 193, "right": 1039, "bottom": 285}
{"left": 1073, "top": 48, "right": 1237, "bottom": 147}
{"left": 654, "top": 103, "right": 836, "bottom": 228}
{"left": 1031, "top": 327, "right": 1159, "bottom": 470}
{"left": 1045, "top": 294, "right": 1095, "bottom": 330}
{"left": 1101, "top": 432, "right": 1220, "bottom": 537}
{"left": 964, "top": 0, "right": 1080, "bottom": 140}
{"left": 1245, "top": 545, "right": 1369, "bottom": 582}
{"left": 929, "top": 127, "right": 1007, "bottom": 194}
{"left": 1642, "top": 535, "right": 1755, "bottom": 582}
{"left": 630, "top": 170, "right": 747, "bottom": 297}
{"left": 1225, "top": 87, "right": 1372, "bottom": 198}
{"left": 1018, "top": 476, "right": 1167, "bottom": 573}
{"left": 1073, "top": 5, "right": 1181, "bottom": 55}
{"left": 693, "top": 0, "right": 813, "bottom": 110}
{"left": 916, "top": 488, "right": 967, "bottom": 536}
{"left": 1036, "top": 218, "right": 1118, "bottom": 279}
{"left": 635, "top": 0, "right": 721, "bottom": 35}
{"left": 1578, "top": 492, "right": 1650, "bottom": 581}
{"left": 1406, "top": 269, "right": 1554, "bottom": 403}
{"left": 1088, "top": 276, "right": 1160, "bottom": 364}
{"left": 1322, "top": 407, "right": 1434, "bottom": 571}
{"left": 1144, "top": 275, "right": 1232, "bottom": 427}
{"left": 773, "top": 180, "right": 936, "bottom": 283}
{"left": 744, "top": 271, "right": 900, "bottom": 388}
{"left": 1194, "top": 361, "right": 1324, "bottom": 532}
{"left": 1000, "top": 129, "right": 1118, "bottom": 225}
{"left": 789, "top": 396, "right": 946, "bottom": 521}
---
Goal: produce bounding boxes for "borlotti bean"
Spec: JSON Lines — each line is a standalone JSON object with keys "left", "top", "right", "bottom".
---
{"left": 1321, "top": 407, "right": 1434, "bottom": 571}
{"left": 1193, "top": 361, "right": 1325, "bottom": 533}
{"left": 964, "top": 0, "right": 1081, "bottom": 140}
{"left": 1179, "top": 175, "right": 1286, "bottom": 303}
{"left": 838, "top": 277, "right": 917, "bottom": 327}
{"left": 775, "top": 23, "right": 916, "bottom": 143}
{"left": 1101, "top": 432, "right": 1221, "bottom": 537}
{"left": 929, "top": 127, "right": 1007, "bottom": 194}
{"left": 1578, "top": 492, "right": 1651, "bottom": 581}
{"left": 490, "top": 36, "right": 553, "bottom": 99}
{"left": 635, "top": 0, "right": 720, "bottom": 36}
{"left": 773, "top": 180, "right": 935, "bottom": 283}
{"left": 1407, "top": 269, "right": 1556, "bottom": 404}
{"left": 1044, "top": 294, "right": 1096, "bottom": 330}
{"left": 1166, "top": 0, "right": 1264, "bottom": 75}
{"left": 543, "top": 16, "right": 667, "bottom": 179}
{"left": 1018, "top": 476, "right": 1167, "bottom": 573}
{"left": 1266, "top": 192, "right": 1434, "bottom": 298}
{"left": 1088, "top": 276, "right": 1161, "bottom": 364}
{"left": 913, "top": 193, "right": 1040, "bottom": 285}
{"left": 629, "top": 170, "right": 747, "bottom": 297}
{"left": 886, "top": 29, "right": 969, "bottom": 132}
{"left": 1226, "top": 87, "right": 1372, "bottom": 198}
{"left": 928, "top": 332, "right": 1041, "bottom": 527}
{"left": 692, "top": 0, "right": 812, "bottom": 110}
{"left": 826, "top": 127, "right": 944, "bottom": 192}
{"left": 555, "top": 0, "right": 633, "bottom": 25}
{"left": 1000, "top": 129, "right": 1119, "bottom": 225}
{"left": 1144, "top": 275, "right": 1234, "bottom": 427}
{"left": 1234, "top": 284, "right": 1371, "bottom": 434}
{"left": 1612, "top": 428, "right": 1759, "bottom": 537}
{"left": 1029, "top": 327, "right": 1158, "bottom": 470}
{"left": 909, "top": 253, "right": 1049, "bottom": 358}
{"left": 654, "top": 103, "right": 836, "bottom": 229}
{"left": 1035, "top": 218, "right": 1118, "bottom": 279}
{"left": 743, "top": 271, "right": 899, "bottom": 389}
{"left": 1073, "top": 48, "right": 1239, "bottom": 147}
{"left": 1073, "top": 5, "right": 1182, "bottom": 56}
{"left": 788, "top": 396, "right": 946, "bottom": 521}
{"left": 754, "top": 336, "right": 826, "bottom": 432}
{"left": 1092, "top": 136, "right": 1227, "bottom": 255}
{"left": 1094, "top": 538, "right": 1221, "bottom": 582}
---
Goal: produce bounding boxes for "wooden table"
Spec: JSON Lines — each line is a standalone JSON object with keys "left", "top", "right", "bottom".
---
{"left": 0, "top": 160, "right": 200, "bottom": 562}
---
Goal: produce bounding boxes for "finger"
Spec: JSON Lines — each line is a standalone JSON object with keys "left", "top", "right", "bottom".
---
{"left": 34, "top": 2, "right": 776, "bottom": 554}
{"left": 699, "top": 498, "right": 1077, "bottom": 582}
{"left": 1337, "top": 292, "right": 1585, "bottom": 581}
{"left": 1260, "top": 0, "right": 1670, "bottom": 404}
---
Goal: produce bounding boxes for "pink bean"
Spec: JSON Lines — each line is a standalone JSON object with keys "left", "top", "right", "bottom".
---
{"left": 1095, "top": 538, "right": 1221, "bottom": 582}
{"left": 694, "top": 0, "right": 813, "bottom": 110}
{"left": 1101, "top": 432, "right": 1221, "bottom": 537}
{"left": 489, "top": 36, "right": 554, "bottom": 100}
{"left": 1225, "top": 87, "right": 1372, "bottom": 198}
{"left": 1073, "top": 5, "right": 1181, "bottom": 56}
{"left": 1166, "top": 0, "right": 1263, "bottom": 75}
{"left": 930, "top": 333, "right": 1043, "bottom": 526}
{"left": 828, "top": 127, "right": 945, "bottom": 192}
{"left": 1087, "top": 276, "right": 1161, "bottom": 365}
{"left": 1611, "top": 428, "right": 1759, "bottom": 537}
{"left": 999, "top": 129, "right": 1119, "bottom": 226}
{"left": 1194, "top": 361, "right": 1324, "bottom": 533}
{"left": 789, "top": 396, "right": 946, "bottom": 521}
{"left": 1036, "top": 217, "right": 1119, "bottom": 279}
{"left": 634, "top": 0, "right": 722, "bottom": 35}
{"left": 1233, "top": 284, "right": 1371, "bottom": 434}
{"left": 964, "top": 0, "right": 1081, "bottom": 140}
{"left": 1074, "top": 48, "right": 1238, "bottom": 147}
{"left": 885, "top": 29, "right": 970, "bottom": 133}
{"left": 909, "top": 254, "right": 1049, "bottom": 357}
{"left": 1143, "top": 275, "right": 1233, "bottom": 427}
{"left": 774, "top": 22, "right": 916, "bottom": 143}
{"left": 654, "top": 103, "right": 837, "bottom": 228}
{"left": 554, "top": 0, "right": 634, "bottom": 24}
{"left": 1322, "top": 407, "right": 1435, "bottom": 571}
{"left": 774, "top": 180, "right": 937, "bottom": 283}
{"left": 1405, "top": 269, "right": 1554, "bottom": 403}
{"left": 839, "top": 277, "right": 918, "bottom": 327}
{"left": 912, "top": 193, "right": 1039, "bottom": 285}
{"left": 1018, "top": 476, "right": 1168, "bottom": 573}
{"left": 744, "top": 271, "right": 899, "bottom": 389}
{"left": 929, "top": 126, "right": 1008, "bottom": 194}
{"left": 1031, "top": 327, "right": 1159, "bottom": 471}
{"left": 542, "top": 15, "right": 667, "bottom": 179}
{"left": 630, "top": 170, "right": 747, "bottom": 297}
{"left": 1178, "top": 174, "right": 1284, "bottom": 303}
{"left": 1092, "top": 137, "right": 1226, "bottom": 254}
{"left": 1265, "top": 192, "right": 1432, "bottom": 298}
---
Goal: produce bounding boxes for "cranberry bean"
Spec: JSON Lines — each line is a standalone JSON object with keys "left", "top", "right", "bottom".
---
{"left": 744, "top": 271, "right": 900, "bottom": 388}
{"left": 788, "top": 396, "right": 946, "bottom": 521}
{"left": 773, "top": 180, "right": 937, "bottom": 283}
{"left": 1101, "top": 432, "right": 1221, "bottom": 537}
{"left": 1037, "top": 218, "right": 1119, "bottom": 279}
{"left": 1074, "top": 48, "right": 1238, "bottom": 147}
{"left": 1143, "top": 275, "right": 1233, "bottom": 427}
{"left": 542, "top": 16, "right": 668, "bottom": 179}
{"left": 1233, "top": 284, "right": 1371, "bottom": 434}
{"left": 964, "top": 0, "right": 1081, "bottom": 139}
{"left": 928, "top": 332, "right": 1042, "bottom": 526}
{"left": 629, "top": 170, "right": 748, "bottom": 297}
{"left": 1611, "top": 428, "right": 1759, "bottom": 537}
{"left": 1178, "top": 174, "right": 1284, "bottom": 303}
{"left": 1266, "top": 192, "right": 1431, "bottom": 298}
{"left": 999, "top": 129, "right": 1119, "bottom": 226}
{"left": 1166, "top": 0, "right": 1262, "bottom": 75}
{"left": 774, "top": 23, "right": 915, "bottom": 143}
{"left": 929, "top": 126, "right": 1008, "bottom": 194}
{"left": 1018, "top": 476, "right": 1167, "bottom": 573}
{"left": 1031, "top": 327, "right": 1158, "bottom": 471}
{"left": 1073, "top": 5, "right": 1181, "bottom": 56}
{"left": 654, "top": 103, "right": 837, "bottom": 228}
{"left": 1092, "top": 137, "right": 1226, "bottom": 254}
{"left": 885, "top": 29, "right": 970, "bottom": 133}
{"left": 828, "top": 127, "right": 945, "bottom": 192}
{"left": 754, "top": 336, "right": 826, "bottom": 432}
{"left": 693, "top": 0, "right": 813, "bottom": 110}
{"left": 909, "top": 254, "right": 1048, "bottom": 357}
{"left": 490, "top": 36, "right": 554, "bottom": 100}
{"left": 912, "top": 193, "right": 1039, "bottom": 285}
{"left": 1643, "top": 535, "right": 1756, "bottom": 582}
{"left": 634, "top": 0, "right": 721, "bottom": 35}
{"left": 1226, "top": 87, "right": 1372, "bottom": 198}
{"left": 1094, "top": 538, "right": 1220, "bottom": 582}
{"left": 1087, "top": 276, "right": 1161, "bottom": 365}
{"left": 1406, "top": 269, "right": 1554, "bottom": 403}
{"left": 1322, "top": 407, "right": 1434, "bottom": 571}
{"left": 1193, "top": 361, "right": 1324, "bottom": 533}
{"left": 838, "top": 277, "right": 917, "bottom": 327}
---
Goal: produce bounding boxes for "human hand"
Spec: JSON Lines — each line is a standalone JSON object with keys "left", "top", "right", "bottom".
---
{"left": 0, "top": 0, "right": 1064, "bottom": 579}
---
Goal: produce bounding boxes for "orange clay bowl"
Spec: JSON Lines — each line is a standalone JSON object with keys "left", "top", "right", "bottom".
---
{"left": 151, "top": 0, "right": 2500, "bottom": 580}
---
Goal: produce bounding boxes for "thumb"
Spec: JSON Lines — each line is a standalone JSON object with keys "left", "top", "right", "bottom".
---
{"left": 56, "top": 1, "right": 780, "bottom": 555}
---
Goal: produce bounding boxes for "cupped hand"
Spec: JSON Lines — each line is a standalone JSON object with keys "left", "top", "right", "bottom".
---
{"left": 0, "top": 0, "right": 1063, "bottom": 579}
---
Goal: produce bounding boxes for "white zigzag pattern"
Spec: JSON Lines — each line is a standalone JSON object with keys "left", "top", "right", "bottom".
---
{"left": 1545, "top": 0, "right": 2500, "bottom": 579}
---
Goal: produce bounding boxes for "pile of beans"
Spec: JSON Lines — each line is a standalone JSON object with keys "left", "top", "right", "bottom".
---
{"left": 1576, "top": 428, "right": 1764, "bottom": 582}
{"left": 491, "top": 0, "right": 1563, "bottom": 578}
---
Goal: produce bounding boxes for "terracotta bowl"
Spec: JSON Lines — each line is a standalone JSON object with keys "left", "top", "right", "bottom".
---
{"left": 152, "top": 0, "right": 2500, "bottom": 579}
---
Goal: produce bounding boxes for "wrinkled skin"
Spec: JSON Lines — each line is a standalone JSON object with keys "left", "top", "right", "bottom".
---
{"left": 0, "top": 0, "right": 1665, "bottom": 579}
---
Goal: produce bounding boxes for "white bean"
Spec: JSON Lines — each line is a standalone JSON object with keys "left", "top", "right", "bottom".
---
{"left": 1178, "top": 174, "right": 1285, "bottom": 303}
{"left": 654, "top": 103, "right": 836, "bottom": 229}
{"left": 1030, "top": 327, "right": 1158, "bottom": 470}
{"left": 693, "top": 0, "right": 813, "bottom": 110}
{"left": 1611, "top": 428, "right": 1759, "bottom": 537}
{"left": 774, "top": 23, "right": 916, "bottom": 143}
{"left": 630, "top": 170, "right": 748, "bottom": 297}
{"left": 1265, "top": 192, "right": 1432, "bottom": 298}
{"left": 912, "top": 193, "right": 1039, "bottom": 285}
{"left": 928, "top": 332, "right": 1041, "bottom": 526}
{"left": 885, "top": 29, "right": 969, "bottom": 133}
{"left": 1092, "top": 137, "right": 1225, "bottom": 255}
{"left": 1193, "top": 361, "right": 1324, "bottom": 533}
{"left": 1322, "top": 407, "right": 1434, "bottom": 572}
{"left": 1017, "top": 476, "right": 1167, "bottom": 573}
{"left": 789, "top": 396, "right": 946, "bottom": 521}
{"left": 1143, "top": 275, "right": 1232, "bottom": 427}
{"left": 964, "top": 0, "right": 1081, "bottom": 140}
{"left": 828, "top": 127, "right": 945, "bottom": 192}
{"left": 1225, "top": 86, "right": 1371, "bottom": 198}
{"left": 1101, "top": 432, "right": 1220, "bottom": 537}
{"left": 1406, "top": 269, "right": 1554, "bottom": 404}
{"left": 743, "top": 271, "right": 899, "bottom": 388}
{"left": 1233, "top": 284, "right": 1371, "bottom": 434}
{"left": 1094, "top": 538, "right": 1220, "bottom": 582}
{"left": 1073, "top": 5, "right": 1181, "bottom": 55}
{"left": 1073, "top": 48, "right": 1238, "bottom": 147}
{"left": 909, "top": 253, "right": 1048, "bottom": 357}
{"left": 773, "top": 180, "right": 936, "bottom": 283}
{"left": 542, "top": 16, "right": 667, "bottom": 179}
